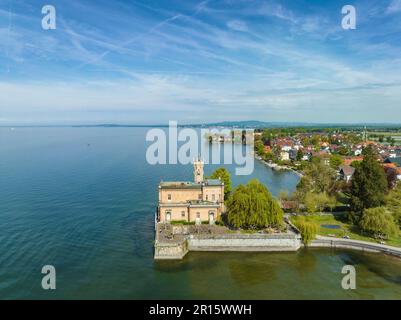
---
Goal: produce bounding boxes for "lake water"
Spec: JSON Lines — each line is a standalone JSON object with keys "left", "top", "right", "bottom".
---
{"left": 0, "top": 127, "right": 400, "bottom": 299}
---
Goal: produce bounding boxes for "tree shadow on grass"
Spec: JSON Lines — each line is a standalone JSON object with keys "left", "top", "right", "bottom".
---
{"left": 332, "top": 213, "right": 349, "bottom": 224}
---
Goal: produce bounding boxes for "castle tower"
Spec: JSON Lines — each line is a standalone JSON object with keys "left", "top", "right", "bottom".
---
{"left": 193, "top": 158, "right": 204, "bottom": 184}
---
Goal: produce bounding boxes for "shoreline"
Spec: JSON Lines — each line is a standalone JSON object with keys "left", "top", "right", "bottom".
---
{"left": 155, "top": 233, "right": 401, "bottom": 260}
{"left": 154, "top": 227, "right": 302, "bottom": 260}
{"left": 309, "top": 235, "right": 401, "bottom": 258}
{"left": 154, "top": 222, "right": 401, "bottom": 260}
{"left": 255, "top": 155, "right": 303, "bottom": 177}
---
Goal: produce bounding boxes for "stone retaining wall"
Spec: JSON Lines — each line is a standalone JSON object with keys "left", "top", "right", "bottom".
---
{"left": 154, "top": 232, "right": 301, "bottom": 259}
{"left": 188, "top": 233, "right": 301, "bottom": 252}
{"left": 154, "top": 234, "right": 401, "bottom": 259}
{"left": 154, "top": 240, "right": 188, "bottom": 260}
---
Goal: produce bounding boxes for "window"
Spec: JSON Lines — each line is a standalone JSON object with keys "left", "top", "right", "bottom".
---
{"left": 168, "top": 194, "right": 171, "bottom": 201}
{"left": 206, "top": 195, "right": 208, "bottom": 201}
{"left": 196, "top": 212, "right": 200, "bottom": 218}
{"left": 198, "top": 194, "right": 202, "bottom": 200}
{"left": 181, "top": 211, "right": 186, "bottom": 218}
{"left": 212, "top": 194, "right": 215, "bottom": 201}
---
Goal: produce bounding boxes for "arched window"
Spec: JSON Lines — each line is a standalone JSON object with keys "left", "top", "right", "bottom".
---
{"left": 208, "top": 211, "right": 215, "bottom": 224}
{"left": 165, "top": 210, "right": 171, "bottom": 222}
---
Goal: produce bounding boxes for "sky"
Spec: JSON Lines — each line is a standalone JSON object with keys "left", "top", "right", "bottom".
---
{"left": 1, "top": 0, "right": 401, "bottom": 125}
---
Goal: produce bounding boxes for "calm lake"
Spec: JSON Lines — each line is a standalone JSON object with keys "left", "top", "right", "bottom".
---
{"left": 0, "top": 127, "right": 400, "bottom": 299}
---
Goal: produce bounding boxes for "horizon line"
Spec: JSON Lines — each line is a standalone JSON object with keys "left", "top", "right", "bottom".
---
{"left": 2, "top": 121, "right": 401, "bottom": 128}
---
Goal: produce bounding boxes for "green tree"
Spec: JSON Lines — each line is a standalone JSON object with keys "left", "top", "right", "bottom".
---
{"left": 338, "top": 146, "right": 350, "bottom": 156}
{"left": 264, "top": 152, "right": 275, "bottom": 162}
{"left": 349, "top": 146, "right": 388, "bottom": 222}
{"left": 304, "top": 193, "right": 319, "bottom": 214}
{"left": 385, "top": 184, "right": 401, "bottom": 228}
{"left": 304, "top": 192, "right": 336, "bottom": 214}
{"left": 329, "top": 154, "right": 343, "bottom": 169}
{"left": 359, "top": 207, "right": 398, "bottom": 239}
{"left": 311, "top": 135, "right": 320, "bottom": 148}
{"left": 278, "top": 190, "right": 289, "bottom": 202}
{"left": 210, "top": 167, "right": 232, "bottom": 200}
{"left": 255, "top": 140, "right": 265, "bottom": 156}
{"left": 296, "top": 158, "right": 336, "bottom": 196}
{"left": 226, "top": 179, "right": 283, "bottom": 229}
{"left": 296, "top": 149, "right": 304, "bottom": 161}
{"left": 293, "top": 216, "right": 317, "bottom": 245}
{"left": 261, "top": 130, "right": 273, "bottom": 144}
{"left": 350, "top": 160, "right": 362, "bottom": 168}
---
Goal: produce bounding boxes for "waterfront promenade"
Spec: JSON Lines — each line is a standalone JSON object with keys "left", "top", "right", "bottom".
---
{"left": 310, "top": 236, "right": 401, "bottom": 258}
{"left": 154, "top": 222, "right": 401, "bottom": 259}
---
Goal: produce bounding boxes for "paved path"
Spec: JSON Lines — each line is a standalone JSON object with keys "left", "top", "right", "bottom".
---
{"left": 310, "top": 235, "right": 401, "bottom": 257}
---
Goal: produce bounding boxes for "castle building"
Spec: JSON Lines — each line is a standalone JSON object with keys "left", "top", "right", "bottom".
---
{"left": 157, "top": 159, "right": 224, "bottom": 224}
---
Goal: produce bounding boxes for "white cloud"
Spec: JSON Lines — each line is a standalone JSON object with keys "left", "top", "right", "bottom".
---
{"left": 386, "top": 0, "right": 401, "bottom": 14}
{"left": 257, "top": 3, "right": 298, "bottom": 24}
{"left": 2, "top": 70, "right": 401, "bottom": 124}
{"left": 226, "top": 20, "right": 248, "bottom": 32}
{"left": 2, "top": 1, "right": 401, "bottom": 124}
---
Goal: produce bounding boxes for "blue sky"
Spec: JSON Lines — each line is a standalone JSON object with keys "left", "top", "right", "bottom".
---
{"left": 1, "top": 0, "right": 401, "bottom": 124}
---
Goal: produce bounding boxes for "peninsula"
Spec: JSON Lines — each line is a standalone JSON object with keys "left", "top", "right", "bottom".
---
{"left": 154, "top": 126, "right": 401, "bottom": 260}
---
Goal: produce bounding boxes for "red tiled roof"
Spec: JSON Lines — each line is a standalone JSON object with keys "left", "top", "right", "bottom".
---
{"left": 344, "top": 156, "right": 363, "bottom": 165}
{"left": 383, "top": 163, "right": 397, "bottom": 169}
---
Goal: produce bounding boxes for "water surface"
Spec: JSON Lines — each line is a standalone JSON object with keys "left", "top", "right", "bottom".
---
{"left": 0, "top": 127, "right": 400, "bottom": 299}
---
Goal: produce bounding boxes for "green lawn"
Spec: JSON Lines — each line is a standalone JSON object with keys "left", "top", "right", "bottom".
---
{"left": 290, "top": 213, "right": 401, "bottom": 248}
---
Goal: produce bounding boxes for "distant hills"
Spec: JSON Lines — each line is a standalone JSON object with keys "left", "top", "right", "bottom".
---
{"left": 71, "top": 121, "right": 401, "bottom": 129}
{"left": 198, "top": 121, "right": 312, "bottom": 128}
{"left": 198, "top": 121, "right": 401, "bottom": 129}
{"left": 4, "top": 121, "right": 401, "bottom": 129}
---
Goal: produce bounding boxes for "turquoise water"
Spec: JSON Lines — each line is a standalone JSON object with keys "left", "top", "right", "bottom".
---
{"left": 0, "top": 127, "right": 400, "bottom": 299}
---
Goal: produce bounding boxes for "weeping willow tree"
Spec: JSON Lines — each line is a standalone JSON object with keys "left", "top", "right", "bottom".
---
{"left": 359, "top": 207, "right": 398, "bottom": 239}
{"left": 226, "top": 179, "right": 283, "bottom": 229}
{"left": 293, "top": 216, "right": 317, "bottom": 245}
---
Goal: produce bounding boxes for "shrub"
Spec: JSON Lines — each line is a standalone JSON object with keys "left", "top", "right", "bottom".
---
{"left": 170, "top": 220, "right": 187, "bottom": 225}
{"left": 183, "top": 221, "right": 195, "bottom": 225}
